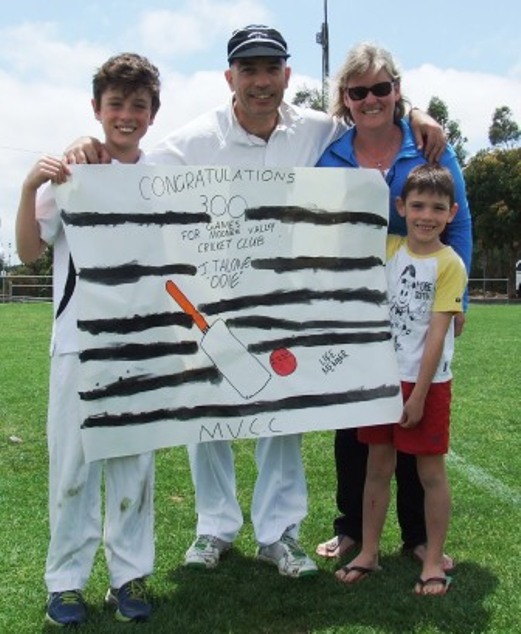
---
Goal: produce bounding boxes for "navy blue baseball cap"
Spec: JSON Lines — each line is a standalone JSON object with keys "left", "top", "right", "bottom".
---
{"left": 227, "top": 24, "right": 290, "bottom": 63}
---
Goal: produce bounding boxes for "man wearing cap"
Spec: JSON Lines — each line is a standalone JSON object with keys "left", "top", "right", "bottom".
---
{"left": 64, "top": 24, "right": 445, "bottom": 578}
{"left": 146, "top": 25, "right": 344, "bottom": 577}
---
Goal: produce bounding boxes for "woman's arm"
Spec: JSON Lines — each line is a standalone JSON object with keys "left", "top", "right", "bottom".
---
{"left": 409, "top": 108, "right": 446, "bottom": 163}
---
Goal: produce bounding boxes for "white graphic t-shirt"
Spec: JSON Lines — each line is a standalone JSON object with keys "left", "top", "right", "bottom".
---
{"left": 386, "top": 235, "right": 467, "bottom": 383}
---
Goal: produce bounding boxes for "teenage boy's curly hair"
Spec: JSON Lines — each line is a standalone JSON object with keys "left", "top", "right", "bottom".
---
{"left": 92, "top": 52, "right": 161, "bottom": 115}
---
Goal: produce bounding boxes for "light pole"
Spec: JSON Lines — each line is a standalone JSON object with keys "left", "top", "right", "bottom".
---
{"left": 315, "top": 0, "right": 330, "bottom": 110}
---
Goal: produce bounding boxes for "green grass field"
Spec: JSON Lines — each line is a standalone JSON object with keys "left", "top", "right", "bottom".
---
{"left": 1, "top": 302, "right": 519, "bottom": 633}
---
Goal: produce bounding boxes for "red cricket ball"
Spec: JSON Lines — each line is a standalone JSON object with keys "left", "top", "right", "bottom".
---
{"left": 269, "top": 348, "right": 297, "bottom": 376}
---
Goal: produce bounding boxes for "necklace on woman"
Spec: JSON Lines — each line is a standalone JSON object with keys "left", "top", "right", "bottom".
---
{"left": 356, "top": 145, "right": 395, "bottom": 170}
{"left": 354, "top": 127, "right": 401, "bottom": 173}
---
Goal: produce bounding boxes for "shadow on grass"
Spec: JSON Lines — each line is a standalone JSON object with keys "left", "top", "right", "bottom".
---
{"left": 38, "top": 553, "right": 498, "bottom": 634}
{"left": 159, "top": 552, "right": 497, "bottom": 634}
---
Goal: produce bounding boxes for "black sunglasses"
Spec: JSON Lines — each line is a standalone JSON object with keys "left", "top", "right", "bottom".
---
{"left": 346, "top": 81, "right": 395, "bottom": 101}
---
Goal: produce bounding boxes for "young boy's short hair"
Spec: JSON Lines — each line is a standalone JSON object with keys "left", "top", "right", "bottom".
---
{"left": 400, "top": 164, "right": 456, "bottom": 206}
{"left": 92, "top": 52, "right": 161, "bottom": 116}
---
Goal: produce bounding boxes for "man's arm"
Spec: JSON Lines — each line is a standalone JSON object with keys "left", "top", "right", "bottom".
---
{"left": 63, "top": 137, "right": 112, "bottom": 164}
{"left": 409, "top": 108, "right": 446, "bottom": 163}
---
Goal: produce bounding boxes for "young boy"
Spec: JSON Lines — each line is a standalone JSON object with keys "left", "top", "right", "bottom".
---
{"left": 15, "top": 53, "right": 161, "bottom": 625}
{"left": 335, "top": 164, "right": 467, "bottom": 596}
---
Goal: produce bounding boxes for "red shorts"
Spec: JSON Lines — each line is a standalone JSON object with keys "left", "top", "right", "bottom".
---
{"left": 357, "top": 380, "right": 451, "bottom": 455}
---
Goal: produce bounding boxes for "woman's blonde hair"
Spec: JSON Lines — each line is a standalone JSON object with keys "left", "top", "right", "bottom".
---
{"left": 330, "top": 42, "right": 408, "bottom": 124}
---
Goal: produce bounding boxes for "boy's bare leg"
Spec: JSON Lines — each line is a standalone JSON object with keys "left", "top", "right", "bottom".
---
{"left": 415, "top": 454, "right": 451, "bottom": 595}
{"left": 336, "top": 443, "right": 394, "bottom": 583}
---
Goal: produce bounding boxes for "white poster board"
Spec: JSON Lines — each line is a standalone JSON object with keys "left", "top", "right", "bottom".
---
{"left": 55, "top": 165, "right": 402, "bottom": 461}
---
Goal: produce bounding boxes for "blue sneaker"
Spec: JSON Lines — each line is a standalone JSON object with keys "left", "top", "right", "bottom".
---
{"left": 46, "top": 590, "right": 87, "bottom": 627}
{"left": 105, "top": 578, "right": 151, "bottom": 622}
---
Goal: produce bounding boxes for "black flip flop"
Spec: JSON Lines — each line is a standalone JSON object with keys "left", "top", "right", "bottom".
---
{"left": 415, "top": 575, "right": 453, "bottom": 596}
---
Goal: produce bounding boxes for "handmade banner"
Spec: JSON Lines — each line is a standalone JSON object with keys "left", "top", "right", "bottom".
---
{"left": 55, "top": 165, "right": 402, "bottom": 461}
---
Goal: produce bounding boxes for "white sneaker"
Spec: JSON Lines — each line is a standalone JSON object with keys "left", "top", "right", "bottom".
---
{"left": 256, "top": 533, "right": 318, "bottom": 578}
{"left": 184, "top": 535, "right": 232, "bottom": 569}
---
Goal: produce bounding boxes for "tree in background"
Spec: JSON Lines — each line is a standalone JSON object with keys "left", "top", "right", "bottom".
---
{"left": 0, "top": 245, "right": 53, "bottom": 300}
{"left": 488, "top": 106, "right": 521, "bottom": 148}
{"left": 15, "top": 246, "right": 53, "bottom": 276}
{"left": 464, "top": 147, "right": 521, "bottom": 297}
{"left": 292, "top": 85, "right": 327, "bottom": 112}
{"left": 427, "top": 96, "right": 468, "bottom": 165}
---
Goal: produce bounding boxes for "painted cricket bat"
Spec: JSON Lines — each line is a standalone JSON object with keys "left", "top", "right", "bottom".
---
{"left": 166, "top": 280, "right": 271, "bottom": 399}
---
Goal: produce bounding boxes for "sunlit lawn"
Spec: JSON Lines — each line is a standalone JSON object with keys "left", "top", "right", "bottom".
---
{"left": 1, "top": 302, "right": 519, "bottom": 633}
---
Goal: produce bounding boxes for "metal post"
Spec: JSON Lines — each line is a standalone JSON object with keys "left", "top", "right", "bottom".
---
{"left": 315, "top": 0, "right": 330, "bottom": 110}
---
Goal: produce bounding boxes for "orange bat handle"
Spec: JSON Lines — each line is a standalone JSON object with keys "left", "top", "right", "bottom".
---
{"left": 165, "top": 280, "right": 209, "bottom": 332}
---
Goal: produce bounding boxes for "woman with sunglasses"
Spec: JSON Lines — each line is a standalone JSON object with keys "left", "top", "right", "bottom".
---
{"left": 315, "top": 42, "right": 472, "bottom": 575}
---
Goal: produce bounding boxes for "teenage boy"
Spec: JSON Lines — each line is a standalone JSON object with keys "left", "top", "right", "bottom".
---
{"left": 16, "top": 53, "right": 161, "bottom": 625}
{"left": 335, "top": 164, "right": 467, "bottom": 596}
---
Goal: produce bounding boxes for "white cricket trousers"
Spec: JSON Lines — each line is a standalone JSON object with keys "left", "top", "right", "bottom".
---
{"left": 188, "top": 434, "right": 307, "bottom": 546}
{"left": 45, "top": 353, "right": 155, "bottom": 592}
